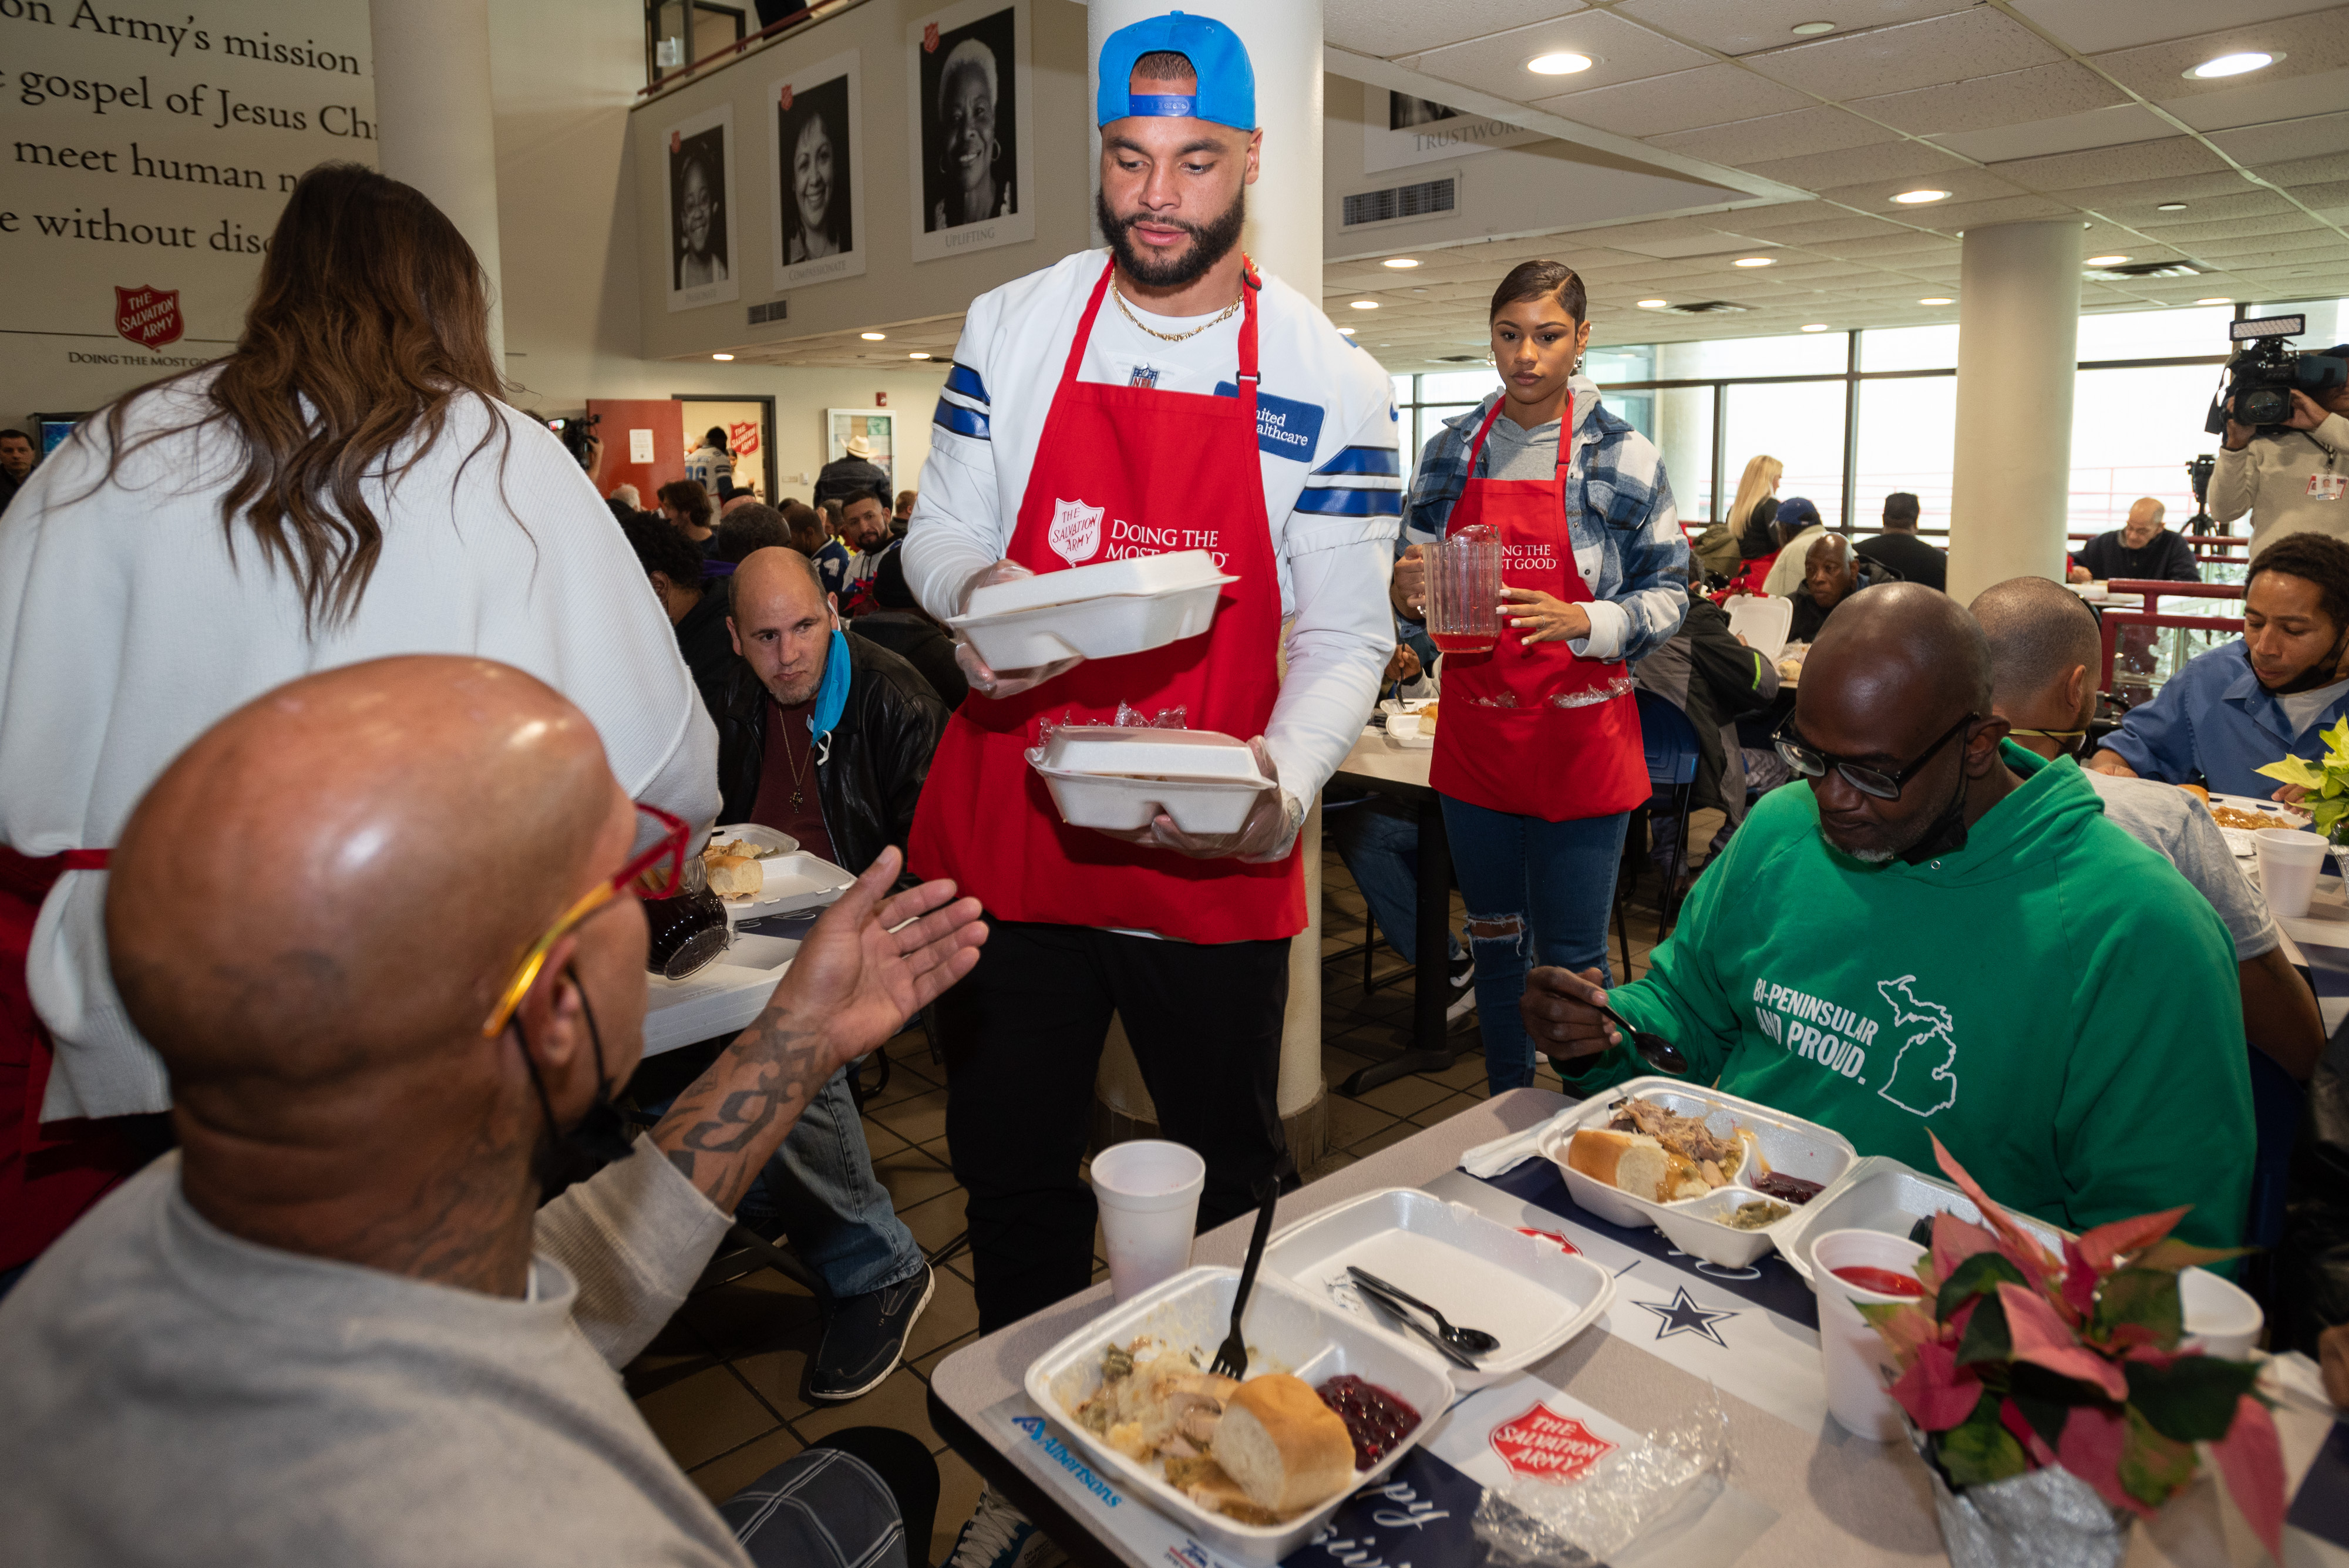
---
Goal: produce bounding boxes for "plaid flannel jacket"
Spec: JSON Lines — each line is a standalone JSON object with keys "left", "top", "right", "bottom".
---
{"left": 1401, "top": 379, "right": 1690, "bottom": 666}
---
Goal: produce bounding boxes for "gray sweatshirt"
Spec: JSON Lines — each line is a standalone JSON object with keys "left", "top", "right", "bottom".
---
{"left": 2210, "top": 411, "right": 2349, "bottom": 548}
{"left": 0, "top": 1136, "right": 745, "bottom": 1567}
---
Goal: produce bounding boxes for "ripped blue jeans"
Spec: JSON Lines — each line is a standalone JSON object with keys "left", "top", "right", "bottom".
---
{"left": 1438, "top": 795, "right": 1630, "bottom": 1093}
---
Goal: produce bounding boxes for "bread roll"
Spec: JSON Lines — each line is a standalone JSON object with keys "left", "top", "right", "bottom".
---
{"left": 1210, "top": 1374, "right": 1355, "bottom": 1516}
{"left": 2179, "top": 783, "right": 2209, "bottom": 803}
{"left": 1418, "top": 702, "right": 1439, "bottom": 735}
{"left": 1566, "top": 1127, "right": 1701, "bottom": 1203}
{"left": 705, "top": 853, "right": 762, "bottom": 900}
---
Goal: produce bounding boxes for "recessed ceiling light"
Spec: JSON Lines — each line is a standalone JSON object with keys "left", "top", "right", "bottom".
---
{"left": 1732, "top": 255, "right": 1774, "bottom": 267}
{"left": 1920, "top": 297, "right": 1954, "bottom": 305}
{"left": 1637, "top": 298, "right": 1668, "bottom": 308}
{"left": 1791, "top": 20, "right": 1835, "bottom": 35}
{"left": 711, "top": 352, "right": 735, "bottom": 361}
{"left": 1350, "top": 300, "right": 1380, "bottom": 309}
{"left": 1893, "top": 189, "right": 1951, "bottom": 204}
{"left": 2195, "top": 297, "right": 2232, "bottom": 305}
{"left": 1526, "top": 52, "right": 1593, "bottom": 75}
{"left": 2156, "top": 202, "right": 2189, "bottom": 212}
{"left": 2186, "top": 51, "right": 2278, "bottom": 80}
{"left": 1382, "top": 258, "right": 1420, "bottom": 269}
{"left": 1801, "top": 323, "right": 1829, "bottom": 332}
{"left": 1338, "top": 327, "right": 1357, "bottom": 335}
{"left": 859, "top": 331, "right": 887, "bottom": 341}
{"left": 2085, "top": 254, "right": 2130, "bottom": 265}
{"left": 908, "top": 351, "right": 932, "bottom": 359}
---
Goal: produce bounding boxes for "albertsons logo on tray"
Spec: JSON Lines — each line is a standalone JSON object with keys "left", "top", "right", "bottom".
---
{"left": 1012, "top": 1415, "right": 1122, "bottom": 1507}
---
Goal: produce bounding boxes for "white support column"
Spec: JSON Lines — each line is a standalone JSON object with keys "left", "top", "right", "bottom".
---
{"left": 1945, "top": 220, "right": 2082, "bottom": 604}
{"left": 368, "top": 0, "right": 507, "bottom": 371}
{"left": 1088, "top": 0, "right": 1331, "bottom": 1159}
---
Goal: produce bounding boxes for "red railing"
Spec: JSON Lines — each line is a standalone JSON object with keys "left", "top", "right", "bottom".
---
{"left": 2096, "top": 578, "right": 2244, "bottom": 692}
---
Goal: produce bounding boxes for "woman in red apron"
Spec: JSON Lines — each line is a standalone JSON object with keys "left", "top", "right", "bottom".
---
{"left": 1392, "top": 261, "right": 1690, "bottom": 1091}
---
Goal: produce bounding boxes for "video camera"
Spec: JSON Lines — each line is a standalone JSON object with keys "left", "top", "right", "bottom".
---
{"left": 550, "top": 412, "right": 602, "bottom": 471}
{"left": 2206, "top": 314, "right": 2348, "bottom": 434}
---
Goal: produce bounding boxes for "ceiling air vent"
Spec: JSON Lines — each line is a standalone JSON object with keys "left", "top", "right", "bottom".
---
{"left": 2085, "top": 260, "right": 2203, "bottom": 281}
{"left": 1342, "top": 175, "right": 1457, "bottom": 229}
{"left": 1434, "top": 355, "right": 1485, "bottom": 363}
{"left": 1659, "top": 300, "right": 1748, "bottom": 315}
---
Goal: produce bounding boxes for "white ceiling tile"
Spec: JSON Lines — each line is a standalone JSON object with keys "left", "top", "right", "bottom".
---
{"left": 2286, "top": 177, "right": 2349, "bottom": 207}
{"left": 1926, "top": 104, "right": 2170, "bottom": 164}
{"left": 2210, "top": 110, "right": 2349, "bottom": 167}
{"left": 1849, "top": 60, "right": 2128, "bottom": 136}
{"left": 1610, "top": 0, "right": 1976, "bottom": 58}
{"left": 1402, "top": 9, "right": 1714, "bottom": 99}
{"left": 2176, "top": 225, "right": 2329, "bottom": 257}
{"left": 1902, "top": 192, "right": 2082, "bottom": 227}
{"left": 2007, "top": 0, "right": 2337, "bottom": 56}
{"left": 1532, "top": 63, "right": 1814, "bottom": 138}
{"left": 2164, "top": 67, "right": 2349, "bottom": 134}
{"left": 2078, "top": 170, "right": 2274, "bottom": 211}
{"left": 1648, "top": 106, "right": 1898, "bottom": 164}
{"left": 1724, "top": 211, "right": 1915, "bottom": 243}
{"left": 2092, "top": 9, "right": 2349, "bottom": 102}
{"left": 1990, "top": 136, "right": 2230, "bottom": 192}
{"left": 1322, "top": 0, "right": 1591, "bottom": 64}
{"left": 2259, "top": 150, "right": 2349, "bottom": 186}
{"left": 1742, "top": 8, "right": 2065, "bottom": 99}
{"left": 1738, "top": 138, "right": 1976, "bottom": 190}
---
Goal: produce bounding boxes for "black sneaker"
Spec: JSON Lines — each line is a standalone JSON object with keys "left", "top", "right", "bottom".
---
{"left": 1445, "top": 952, "right": 1476, "bottom": 1024}
{"left": 806, "top": 1262, "right": 934, "bottom": 1402}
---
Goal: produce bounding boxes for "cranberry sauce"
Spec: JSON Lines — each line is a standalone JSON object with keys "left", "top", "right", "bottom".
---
{"left": 1317, "top": 1374, "right": 1422, "bottom": 1470}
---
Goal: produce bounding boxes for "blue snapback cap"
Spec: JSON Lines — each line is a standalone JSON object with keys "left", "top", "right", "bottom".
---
{"left": 1096, "top": 12, "right": 1255, "bottom": 132}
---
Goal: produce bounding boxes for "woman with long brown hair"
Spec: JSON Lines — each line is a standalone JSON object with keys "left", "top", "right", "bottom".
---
{"left": 0, "top": 163, "right": 718, "bottom": 1281}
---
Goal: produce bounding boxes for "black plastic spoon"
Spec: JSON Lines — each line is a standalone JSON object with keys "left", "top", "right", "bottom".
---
{"left": 1590, "top": 995, "right": 1688, "bottom": 1075}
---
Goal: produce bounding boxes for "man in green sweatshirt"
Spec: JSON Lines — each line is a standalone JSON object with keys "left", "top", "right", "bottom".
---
{"left": 1523, "top": 584, "right": 2253, "bottom": 1250}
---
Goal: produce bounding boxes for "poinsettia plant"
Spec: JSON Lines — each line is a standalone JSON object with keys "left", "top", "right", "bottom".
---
{"left": 1859, "top": 1136, "right": 2286, "bottom": 1560}
{"left": 2257, "top": 715, "right": 2349, "bottom": 842}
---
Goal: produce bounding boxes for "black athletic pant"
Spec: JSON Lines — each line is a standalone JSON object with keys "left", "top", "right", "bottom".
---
{"left": 936, "top": 918, "right": 1290, "bottom": 1334}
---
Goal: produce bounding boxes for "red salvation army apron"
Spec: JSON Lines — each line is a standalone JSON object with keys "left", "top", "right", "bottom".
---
{"left": 1429, "top": 395, "right": 1648, "bottom": 822}
{"left": 908, "top": 258, "right": 1304, "bottom": 943}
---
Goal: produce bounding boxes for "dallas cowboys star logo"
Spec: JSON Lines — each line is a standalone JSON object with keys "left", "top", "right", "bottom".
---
{"left": 1633, "top": 1286, "right": 1738, "bottom": 1347}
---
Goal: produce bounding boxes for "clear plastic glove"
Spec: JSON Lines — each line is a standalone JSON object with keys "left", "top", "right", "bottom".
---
{"left": 951, "top": 559, "right": 1085, "bottom": 699}
{"left": 1093, "top": 738, "right": 1303, "bottom": 863}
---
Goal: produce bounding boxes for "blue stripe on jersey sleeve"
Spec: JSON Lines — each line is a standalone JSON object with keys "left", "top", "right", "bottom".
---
{"left": 1294, "top": 486, "right": 1402, "bottom": 517}
{"left": 944, "top": 361, "right": 990, "bottom": 403}
{"left": 933, "top": 397, "right": 990, "bottom": 439}
{"left": 1311, "top": 445, "right": 1402, "bottom": 477}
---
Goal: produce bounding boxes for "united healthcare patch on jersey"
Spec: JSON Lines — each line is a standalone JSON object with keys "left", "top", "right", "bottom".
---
{"left": 1214, "top": 382, "right": 1325, "bottom": 462}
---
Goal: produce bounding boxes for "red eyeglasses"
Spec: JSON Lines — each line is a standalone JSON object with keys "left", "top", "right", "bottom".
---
{"left": 481, "top": 802, "right": 694, "bottom": 1038}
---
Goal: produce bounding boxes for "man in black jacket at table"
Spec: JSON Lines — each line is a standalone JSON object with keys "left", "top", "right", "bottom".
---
{"left": 2067, "top": 497, "right": 2202, "bottom": 585}
{"left": 1855, "top": 492, "right": 1947, "bottom": 591}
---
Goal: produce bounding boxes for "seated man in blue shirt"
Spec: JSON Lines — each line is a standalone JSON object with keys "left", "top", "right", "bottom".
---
{"left": 2091, "top": 533, "right": 2349, "bottom": 797}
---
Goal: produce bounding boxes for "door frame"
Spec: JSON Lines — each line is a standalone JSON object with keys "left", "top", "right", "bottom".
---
{"left": 674, "top": 392, "right": 778, "bottom": 503}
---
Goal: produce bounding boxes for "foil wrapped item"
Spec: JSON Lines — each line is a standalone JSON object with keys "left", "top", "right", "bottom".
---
{"left": 1472, "top": 1390, "right": 1731, "bottom": 1565}
{"left": 1907, "top": 1423, "right": 2132, "bottom": 1568}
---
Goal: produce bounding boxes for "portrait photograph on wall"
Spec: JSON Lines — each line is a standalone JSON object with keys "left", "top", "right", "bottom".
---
{"left": 769, "top": 49, "right": 865, "bottom": 291}
{"left": 906, "top": 0, "right": 1034, "bottom": 263}
{"left": 665, "top": 102, "right": 740, "bottom": 312}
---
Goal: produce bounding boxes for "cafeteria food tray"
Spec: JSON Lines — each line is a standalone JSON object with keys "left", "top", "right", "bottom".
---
{"left": 1768, "top": 1155, "right": 2067, "bottom": 1286}
{"left": 950, "top": 551, "right": 1237, "bottom": 670}
{"left": 1535, "top": 1076, "right": 1858, "bottom": 1267}
{"left": 1259, "top": 1186, "right": 1614, "bottom": 1389}
{"left": 1024, "top": 1265, "right": 1453, "bottom": 1566}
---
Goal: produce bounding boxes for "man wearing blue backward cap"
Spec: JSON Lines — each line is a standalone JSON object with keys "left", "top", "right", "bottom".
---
{"left": 904, "top": 17, "right": 1402, "bottom": 1568}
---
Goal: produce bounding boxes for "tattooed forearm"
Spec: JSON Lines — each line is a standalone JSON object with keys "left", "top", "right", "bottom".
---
{"left": 651, "top": 1012, "right": 839, "bottom": 1215}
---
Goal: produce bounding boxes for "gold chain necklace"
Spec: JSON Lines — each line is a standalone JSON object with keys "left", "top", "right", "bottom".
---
{"left": 1111, "top": 274, "right": 1243, "bottom": 343}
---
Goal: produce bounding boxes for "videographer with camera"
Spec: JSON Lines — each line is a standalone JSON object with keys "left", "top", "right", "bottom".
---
{"left": 2209, "top": 315, "right": 2349, "bottom": 547}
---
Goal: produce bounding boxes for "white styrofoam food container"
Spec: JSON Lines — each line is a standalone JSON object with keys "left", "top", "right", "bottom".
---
{"left": 1770, "top": 1155, "right": 2068, "bottom": 1286}
{"left": 1029, "top": 730, "right": 1274, "bottom": 836}
{"left": 1259, "top": 1187, "right": 1614, "bottom": 1389}
{"left": 1024, "top": 1266, "right": 1453, "bottom": 1567}
{"left": 1534, "top": 1076, "right": 1857, "bottom": 1266}
{"left": 950, "top": 551, "right": 1238, "bottom": 670}
{"left": 719, "top": 850, "right": 857, "bottom": 921}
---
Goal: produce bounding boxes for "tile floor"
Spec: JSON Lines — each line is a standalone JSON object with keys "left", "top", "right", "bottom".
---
{"left": 624, "top": 820, "right": 1717, "bottom": 1565}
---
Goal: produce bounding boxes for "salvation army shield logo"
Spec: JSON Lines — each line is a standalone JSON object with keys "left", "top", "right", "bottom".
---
{"left": 1488, "top": 1402, "right": 1617, "bottom": 1481}
{"left": 114, "top": 285, "right": 182, "bottom": 349}
{"left": 1048, "top": 498, "right": 1103, "bottom": 566}
{"left": 779, "top": 83, "right": 794, "bottom": 113}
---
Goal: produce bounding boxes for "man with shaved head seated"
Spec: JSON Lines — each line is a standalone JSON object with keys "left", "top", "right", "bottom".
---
{"left": 1522, "top": 583, "right": 2254, "bottom": 1249}
{"left": 0, "top": 656, "right": 986, "bottom": 1567}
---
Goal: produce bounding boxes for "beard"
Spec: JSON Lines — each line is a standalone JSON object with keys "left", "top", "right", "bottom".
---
{"left": 1096, "top": 184, "right": 1246, "bottom": 290}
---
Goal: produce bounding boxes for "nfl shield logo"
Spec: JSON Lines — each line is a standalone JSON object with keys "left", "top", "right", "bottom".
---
{"left": 1048, "top": 499, "right": 1103, "bottom": 567}
{"left": 114, "top": 285, "right": 182, "bottom": 349}
{"left": 1128, "top": 364, "right": 1159, "bottom": 389}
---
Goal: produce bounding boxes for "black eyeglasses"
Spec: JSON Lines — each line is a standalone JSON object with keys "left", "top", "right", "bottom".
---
{"left": 1774, "top": 712, "right": 1979, "bottom": 802}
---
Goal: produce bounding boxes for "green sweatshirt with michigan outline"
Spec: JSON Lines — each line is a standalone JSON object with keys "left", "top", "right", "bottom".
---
{"left": 1566, "top": 745, "right": 2253, "bottom": 1250}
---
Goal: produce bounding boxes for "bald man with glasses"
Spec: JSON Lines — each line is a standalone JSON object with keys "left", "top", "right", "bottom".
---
{"left": 1521, "top": 584, "right": 2253, "bottom": 1249}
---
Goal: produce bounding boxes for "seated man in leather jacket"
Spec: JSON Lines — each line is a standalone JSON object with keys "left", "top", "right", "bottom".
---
{"left": 706, "top": 547, "right": 950, "bottom": 1405}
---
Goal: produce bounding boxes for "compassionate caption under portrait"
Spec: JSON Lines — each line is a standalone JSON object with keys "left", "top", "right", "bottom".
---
{"left": 665, "top": 102, "right": 740, "bottom": 311}
{"left": 906, "top": 0, "right": 1034, "bottom": 263}
{"left": 770, "top": 50, "right": 866, "bottom": 290}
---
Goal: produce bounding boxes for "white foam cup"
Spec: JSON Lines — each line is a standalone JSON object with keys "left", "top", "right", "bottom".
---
{"left": 2179, "top": 1266, "right": 2263, "bottom": 1361}
{"left": 2254, "top": 827, "right": 2327, "bottom": 918}
{"left": 1387, "top": 712, "right": 1422, "bottom": 739}
{"left": 1089, "top": 1139, "right": 1207, "bottom": 1303}
{"left": 1810, "top": 1228, "right": 1931, "bottom": 1442}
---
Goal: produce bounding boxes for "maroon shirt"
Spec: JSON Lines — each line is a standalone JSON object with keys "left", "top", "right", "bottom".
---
{"left": 747, "top": 696, "right": 837, "bottom": 864}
